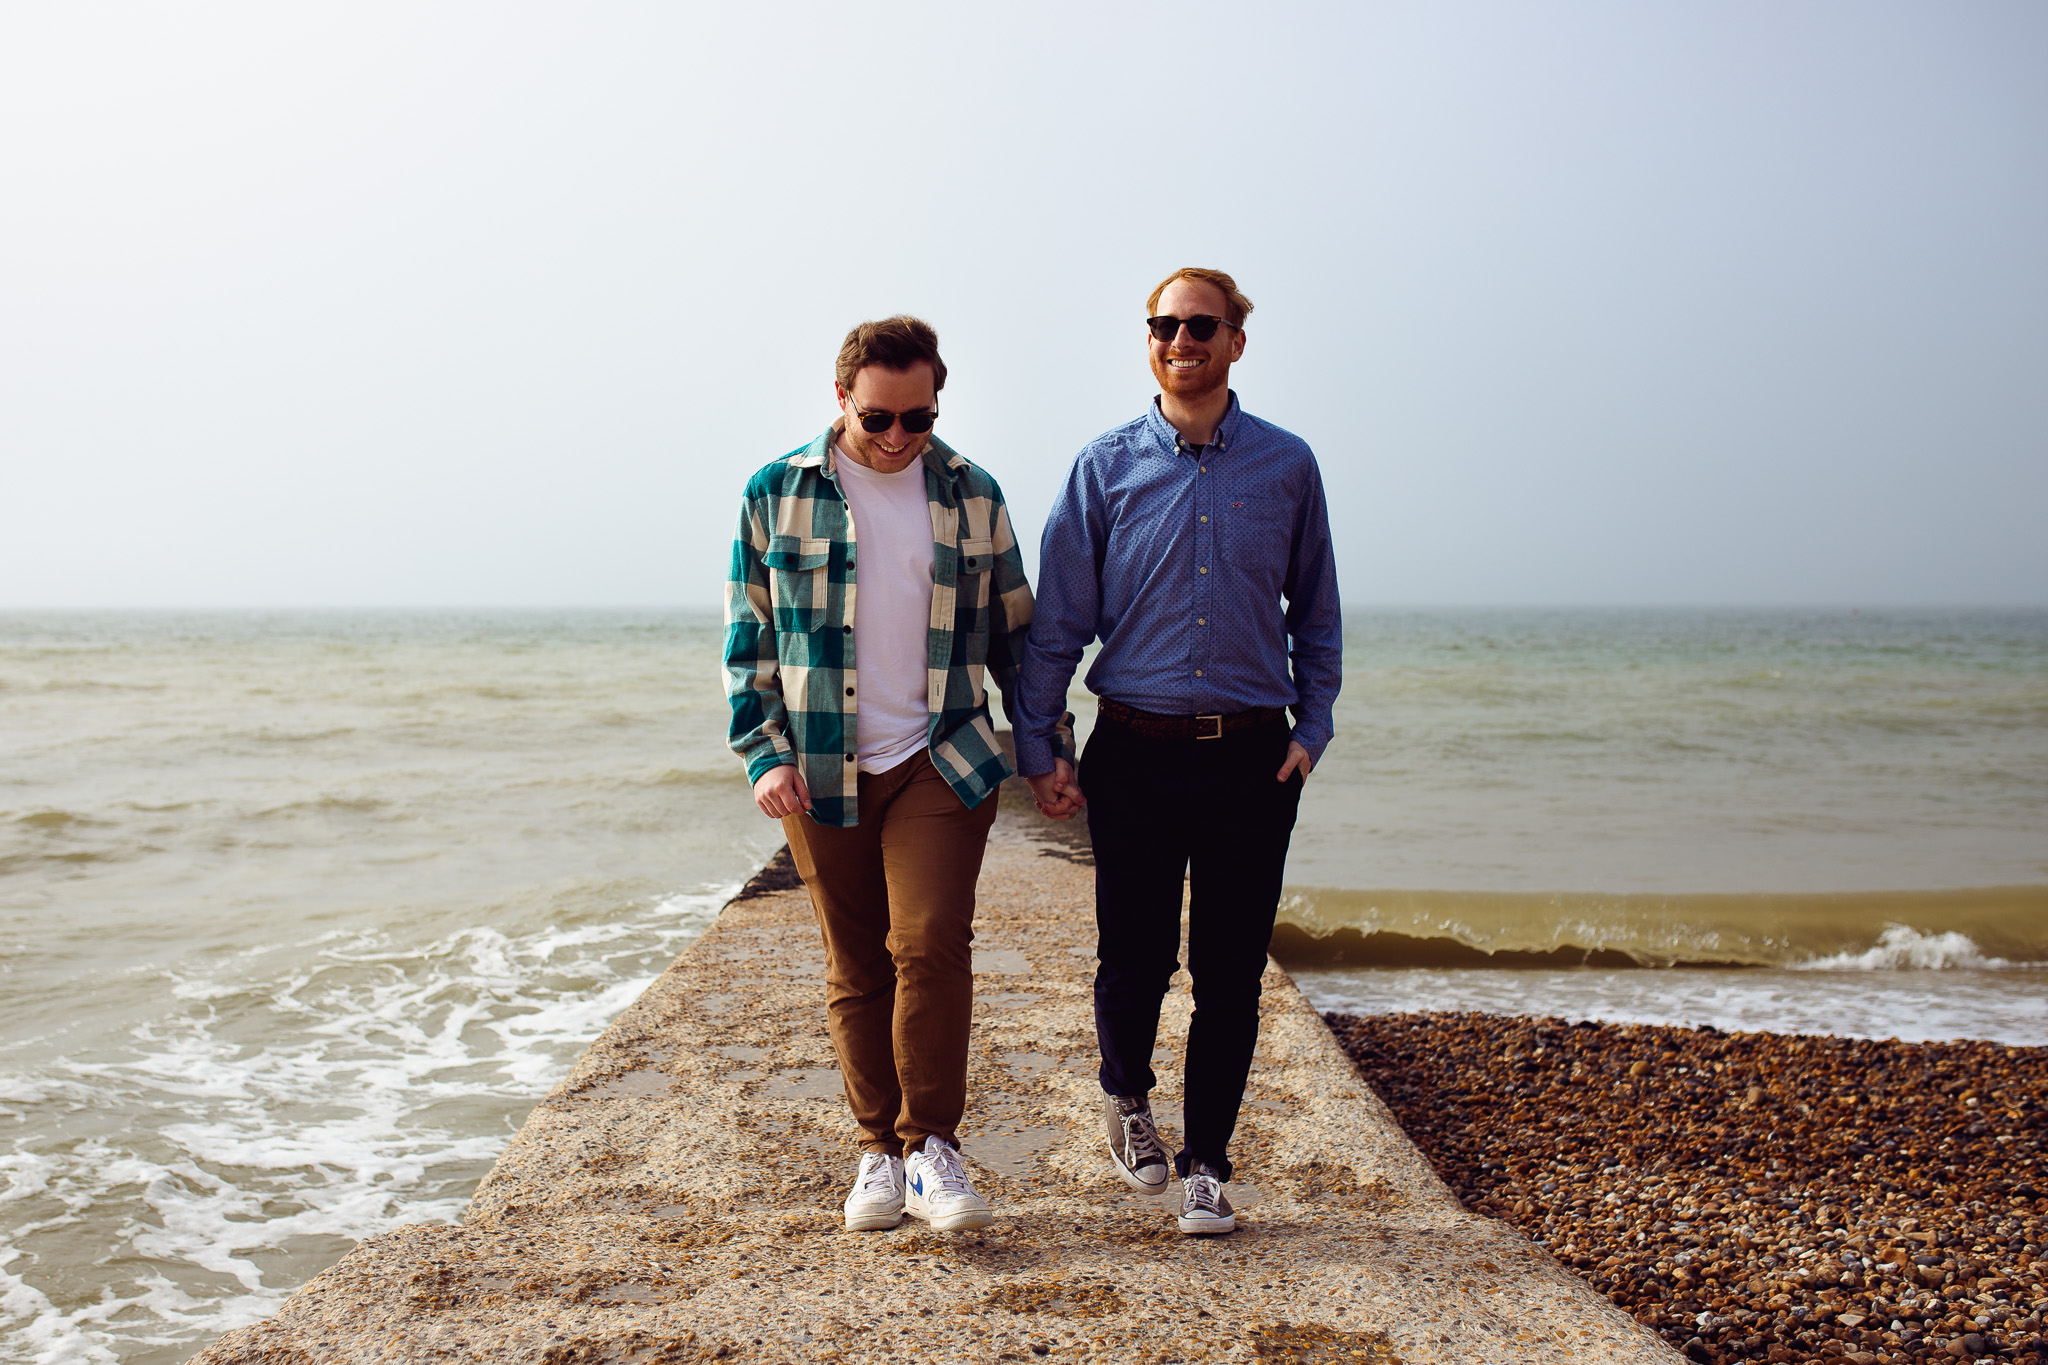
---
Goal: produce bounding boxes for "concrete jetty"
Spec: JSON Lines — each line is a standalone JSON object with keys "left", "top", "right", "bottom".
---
{"left": 193, "top": 788, "right": 1679, "bottom": 1364}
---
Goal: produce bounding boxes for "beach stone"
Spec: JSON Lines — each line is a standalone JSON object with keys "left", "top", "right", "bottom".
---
{"left": 185, "top": 786, "right": 1675, "bottom": 1364}
{"left": 1327, "top": 1012, "right": 2047, "bottom": 1365}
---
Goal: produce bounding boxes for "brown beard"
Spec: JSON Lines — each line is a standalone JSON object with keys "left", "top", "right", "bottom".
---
{"left": 1150, "top": 349, "right": 1230, "bottom": 402}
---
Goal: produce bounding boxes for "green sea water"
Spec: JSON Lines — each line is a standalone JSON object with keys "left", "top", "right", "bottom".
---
{"left": 1, "top": 607, "right": 2043, "bottom": 1362}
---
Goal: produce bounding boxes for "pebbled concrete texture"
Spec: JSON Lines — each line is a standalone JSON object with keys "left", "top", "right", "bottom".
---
{"left": 191, "top": 788, "right": 1679, "bottom": 1364}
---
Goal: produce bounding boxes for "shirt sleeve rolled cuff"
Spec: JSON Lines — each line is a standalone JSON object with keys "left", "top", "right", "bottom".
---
{"left": 743, "top": 750, "right": 796, "bottom": 785}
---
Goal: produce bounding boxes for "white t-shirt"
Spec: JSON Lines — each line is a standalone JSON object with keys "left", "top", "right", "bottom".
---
{"left": 833, "top": 445, "right": 936, "bottom": 774}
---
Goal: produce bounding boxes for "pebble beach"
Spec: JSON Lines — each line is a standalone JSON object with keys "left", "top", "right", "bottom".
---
{"left": 1328, "top": 1012, "right": 2048, "bottom": 1364}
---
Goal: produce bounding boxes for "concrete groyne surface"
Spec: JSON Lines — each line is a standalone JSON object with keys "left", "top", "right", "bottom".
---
{"left": 192, "top": 795, "right": 1678, "bottom": 1364}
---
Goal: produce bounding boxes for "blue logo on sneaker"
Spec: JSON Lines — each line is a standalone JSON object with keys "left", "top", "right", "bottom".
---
{"left": 908, "top": 1173, "right": 924, "bottom": 1196}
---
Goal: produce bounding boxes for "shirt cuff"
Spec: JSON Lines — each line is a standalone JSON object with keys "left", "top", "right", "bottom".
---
{"left": 745, "top": 751, "right": 796, "bottom": 784}
{"left": 1012, "top": 731, "right": 1058, "bottom": 777}
{"left": 1289, "top": 724, "right": 1332, "bottom": 767}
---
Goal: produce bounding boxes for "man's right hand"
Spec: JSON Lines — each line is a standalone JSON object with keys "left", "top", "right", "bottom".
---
{"left": 753, "top": 764, "right": 811, "bottom": 819}
{"left": 1025, "top": 760, "right": 1086, "bottom": 820}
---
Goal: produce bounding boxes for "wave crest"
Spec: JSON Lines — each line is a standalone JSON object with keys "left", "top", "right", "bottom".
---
{"left": 1797, "top": 923, "right": 2010, "bottom": 971}
{"left": 1274, "top": 885, "right": 2048, "bottom": 970}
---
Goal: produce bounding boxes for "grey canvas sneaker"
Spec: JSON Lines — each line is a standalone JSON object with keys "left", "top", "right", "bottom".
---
{"left": 1103, "top": 1094, "right": 1171, "bottom": 1194}
{"left": 1177, "top": 1160, "right": 1236, "bottom": 1234}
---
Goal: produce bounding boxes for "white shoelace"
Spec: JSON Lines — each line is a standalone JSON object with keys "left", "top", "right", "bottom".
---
{"left": 1123, "top": 1112, "right": 1168, "bottom": 1168}
{"left": 855, "top": 1153, "right": 899, "bottom": 1194}
{"left": 1185, "top": 1172, "right": 1224, "bottom": 1213}
{"left": 921, "top": 1141, "right": 975, "bottom": 1197}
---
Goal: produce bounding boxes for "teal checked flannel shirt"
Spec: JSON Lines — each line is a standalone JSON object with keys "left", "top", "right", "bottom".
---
{"left": 723, "top": 425, "right": 1074, "bottom": 828}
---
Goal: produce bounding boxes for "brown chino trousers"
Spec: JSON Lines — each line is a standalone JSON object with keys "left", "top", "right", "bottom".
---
{"left": 781, "top": 750, "right": 999, "bottom": 1156}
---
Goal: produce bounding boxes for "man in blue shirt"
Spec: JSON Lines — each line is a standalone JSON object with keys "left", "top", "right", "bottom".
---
{"left": 1014, "top": 267, "right": 1342, "bottom": 1235}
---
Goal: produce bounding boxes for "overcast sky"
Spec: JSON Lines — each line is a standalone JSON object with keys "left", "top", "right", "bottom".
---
{"left": 2, "top": 2, "right": 2043, "bottom": 608}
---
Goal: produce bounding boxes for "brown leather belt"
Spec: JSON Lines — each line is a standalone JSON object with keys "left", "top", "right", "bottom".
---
{"left": 1096, "top": 698, "right": 1285, "bottom": 741}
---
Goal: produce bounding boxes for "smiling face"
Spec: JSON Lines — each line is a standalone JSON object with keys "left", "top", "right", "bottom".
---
{"left": 834, "top": 361, "right": 938, "bottom": 474}
{"left": 1147, "top": 276, "right": 1246, "bottom": 403}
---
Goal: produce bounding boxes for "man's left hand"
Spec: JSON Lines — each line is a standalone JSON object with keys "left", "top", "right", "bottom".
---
{"left": 1276, "top": 741, "right": 1314, "bottom": 783}
{"left": 1026, "top": 759, "right": 1086, "bottom": 819}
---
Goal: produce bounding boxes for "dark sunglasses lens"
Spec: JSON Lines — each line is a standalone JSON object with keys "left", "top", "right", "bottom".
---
{"left": 858, "top": 409, "right": 937, "bottom": 435}
{"left": 1147, "top": 315, "right": 1224, "bottom": 342}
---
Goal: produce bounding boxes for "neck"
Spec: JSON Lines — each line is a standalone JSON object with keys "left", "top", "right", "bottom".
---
{"left": 1159, "top": 388, "right": 1231, "bottom": 446}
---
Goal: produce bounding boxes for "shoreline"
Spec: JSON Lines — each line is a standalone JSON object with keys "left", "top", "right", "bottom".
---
{"left": 186, "top": 801, "right": 1675, "bottom": 1364}
{"left": 1327, "top": 1011, "right": 2047, "bottom": 1364}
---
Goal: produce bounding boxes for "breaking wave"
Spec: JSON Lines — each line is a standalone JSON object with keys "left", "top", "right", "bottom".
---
{"left": 0, "top": 885, "right": 732, "bottom": 1365}
{"left": 1271, "top": 885, "right": 2048, "bottom": 970}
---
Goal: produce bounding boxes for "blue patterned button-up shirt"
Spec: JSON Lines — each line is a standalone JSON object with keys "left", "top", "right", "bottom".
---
{"left": 1013, "top": 392, "right": 1342, "bottom": 776}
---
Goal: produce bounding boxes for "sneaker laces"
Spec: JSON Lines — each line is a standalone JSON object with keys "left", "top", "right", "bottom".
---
{"left": 855, "top": 1153, "right": 898, "bottom": 1194}
{"left": 920, "top": 1140, "right": 975, "bottom": 1198}
{"left": 1185, "top": 1170, "right": 1224, "bottom": 1214}
{"left": 1120, "top": 1109, "right": 1168, "bottom": 1170}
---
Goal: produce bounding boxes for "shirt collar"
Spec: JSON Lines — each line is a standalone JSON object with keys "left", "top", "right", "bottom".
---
{"left": 1145, "top": 390, "right": 1241, "bottom": 457}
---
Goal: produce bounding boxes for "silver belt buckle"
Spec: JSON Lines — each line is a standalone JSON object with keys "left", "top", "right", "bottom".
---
{"left": 1194, "top": 714, "right": 1223, "bottom": 740}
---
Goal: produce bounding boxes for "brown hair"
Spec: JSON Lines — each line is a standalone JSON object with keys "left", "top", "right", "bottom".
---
{"left": 835, "top": 315, "right": 947, "bottom": 394}
{"left": 1145, "top": 268, "right": 1254, "bottom": 328}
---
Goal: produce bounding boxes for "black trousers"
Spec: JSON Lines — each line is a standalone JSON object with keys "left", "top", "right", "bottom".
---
{"left": 1081, "top": 711, "right": 1304, "bottom": 1181}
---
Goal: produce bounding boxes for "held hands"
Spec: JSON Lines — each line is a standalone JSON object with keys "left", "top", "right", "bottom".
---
{"left": 753, "top": 764, "right": 811, "bottom": 819}
{"left": 1276, "top": 741, "right": 1314, "bottom": 783}
{"left": 1025, "top": 759, "right": 1086, "bottom": 820}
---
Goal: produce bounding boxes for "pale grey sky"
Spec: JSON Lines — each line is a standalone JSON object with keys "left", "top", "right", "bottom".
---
{"left": 2, "top": 2, "right": 2043, "bottom": 608}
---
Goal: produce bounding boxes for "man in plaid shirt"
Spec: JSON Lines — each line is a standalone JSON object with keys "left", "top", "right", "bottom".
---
{"left": 724, "top": 316, "right": 1073, "bottom": 1233}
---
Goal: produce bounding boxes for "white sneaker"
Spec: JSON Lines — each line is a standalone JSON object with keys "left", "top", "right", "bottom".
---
{"left": 903, "top": 1137, "right": 994, "bottom": 1231}
{"left": 843, "top": 1152, "right": 905, "bottom": 1231}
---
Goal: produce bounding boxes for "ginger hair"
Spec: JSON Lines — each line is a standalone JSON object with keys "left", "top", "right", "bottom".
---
{"left": 1145, "top": 268, "right": 1253, "bottom": 327}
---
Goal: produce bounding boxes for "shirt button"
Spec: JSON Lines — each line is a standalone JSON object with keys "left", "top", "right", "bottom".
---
{"left": 1199, "top": 465, "right": 1207, "bottom": 474}
{"left": 843, "top": 625, "right": 852, "bottom": 634}
{"left": 1198, "top": 617, "right": 1207, "bottom": 625}
{"left": 1200, "top": 515, "right": 1209, "bottom": 524}
{"left": 1195, "top": 669, "right": 1204, "bottom": 678}
{"left": 845, "top": 687, "right": 854, "bottom": 696}
{"left": 845, "top": 753, "right": 855, "bottom": 762}
{"left": 1198, "top": 566, "right": 1208, "bottom": 575}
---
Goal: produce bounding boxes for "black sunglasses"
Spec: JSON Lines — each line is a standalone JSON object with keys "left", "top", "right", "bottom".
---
{"left": 854, "top": 406, "right": 938, "bottom": 435}
{"left": 1146, "top": 314, "right": 1238, "bottom": 343}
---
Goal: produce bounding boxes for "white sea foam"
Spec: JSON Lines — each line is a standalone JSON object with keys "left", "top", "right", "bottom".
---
{"left": 1295, "top": 962, "right": 2048, "bottom": 1046}
{"left": 1794, "top": 923, "right": 2011, "bottom": 971}
{"left": 0, "top": 886, "right": 730, "bottom": 1365}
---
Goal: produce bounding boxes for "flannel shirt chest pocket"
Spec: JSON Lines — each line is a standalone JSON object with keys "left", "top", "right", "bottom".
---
{"left": 957, "top": 537, "right": 994, "bottom": 576}
{"left": 762, "top": 535, "right": 832, "bottom": 632}
{"left": 952, "top": 535, "right": 996, "bottom": 618}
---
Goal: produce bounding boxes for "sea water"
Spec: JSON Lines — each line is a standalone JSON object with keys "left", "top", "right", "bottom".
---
{"left": 2, "top": 607, "right": 2043, "bottom": 1362}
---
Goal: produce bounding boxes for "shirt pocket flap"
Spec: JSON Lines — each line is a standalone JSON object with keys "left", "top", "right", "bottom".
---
{"left": 763, "top": 535, "right": 831, "bottom": 571}
{"left": 958, "top": 537, "right": 996, "bottom": 574}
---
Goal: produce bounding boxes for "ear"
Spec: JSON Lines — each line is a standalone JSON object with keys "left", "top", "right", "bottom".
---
{"left": 834, "top": 381, "right": 850, "bottom": 407}
{"left": 1230, "top": 328, "right": 1247, "bottom": 362}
